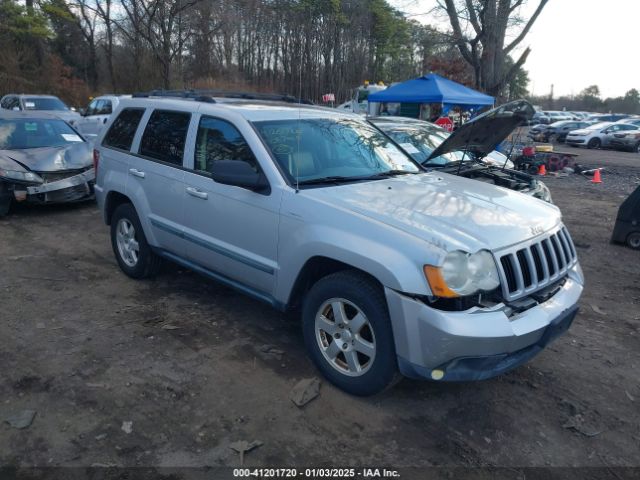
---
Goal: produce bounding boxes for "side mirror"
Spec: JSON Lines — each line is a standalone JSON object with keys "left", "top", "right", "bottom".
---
{"left": 79, "top": 108, "right": 86, "bottom": 115}
{"left": 210, "top": 160, "right": 269, "bottom": 193}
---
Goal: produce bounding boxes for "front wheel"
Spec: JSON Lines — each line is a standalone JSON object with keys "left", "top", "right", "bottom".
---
{"left": 627, "top": 232, "right": 640, "bottom": 250}
{"left": 302, "top": 270, "right": 398, "bottom": 396}
{"left": 587, "top": 138, "right": 601, "bottom": 149}
{"left": 110, "top": 203, "right": 161, "bottom": 279}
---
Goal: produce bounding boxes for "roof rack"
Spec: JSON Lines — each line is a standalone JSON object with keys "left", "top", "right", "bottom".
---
{"left": 131, "top": 89, "right": 313, "bottom": 105}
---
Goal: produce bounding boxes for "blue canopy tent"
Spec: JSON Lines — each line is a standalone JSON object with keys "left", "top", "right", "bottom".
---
{"left": 368, "top": 73, "right": 494, "bottom": 114}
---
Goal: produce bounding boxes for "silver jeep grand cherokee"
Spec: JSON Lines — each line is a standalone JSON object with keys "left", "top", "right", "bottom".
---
{"left": 94, "top": 93, "right": 583, "bottom": 396}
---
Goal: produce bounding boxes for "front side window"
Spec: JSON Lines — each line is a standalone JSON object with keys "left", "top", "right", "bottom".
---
{"left": 97, "top": 100, "right": 112, "bottom": 115}
{"left": 139, "top": 110, "right": 191, "bottom": 166}
{"left": 103, "top": 108, "right": 144, "bottom": 151}
{"left": 194, "top": 116, "right": 259, "bottom": 174}
{"left": 253, "top": 118, "right": 418, "bottom": 184}
{"left": 0, "top": 118, "right": 84, "bottom": 149}
{"left": 85, "top": 99, "right": 100, "bottom": 116}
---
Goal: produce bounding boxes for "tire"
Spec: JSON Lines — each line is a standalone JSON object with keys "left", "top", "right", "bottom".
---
{"left": 110, "top": 203, "right": 161, "bottom": 279}
{"left": 635, "top": 142, "right": 640, "bottom": 154}
{"left": 587, "top": 138, "right": 601, "bottom": 149}
{"left": 302, "top": 270, "right": 399, "bottom": 396}
{"left": 627, "top": 232, "right": 640, "bottom": 250}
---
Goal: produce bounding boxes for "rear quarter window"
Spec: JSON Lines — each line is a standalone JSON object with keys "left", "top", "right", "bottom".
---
{"left": 103, "top": 108, "right": 145, "bottom": 151}
{"left": 139, "top": 110, "right": 191, "bottom": 166}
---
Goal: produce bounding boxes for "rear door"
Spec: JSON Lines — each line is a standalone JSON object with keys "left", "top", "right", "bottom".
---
{"left": 127, "top": 109, "right": 192, "bottom": 256}
{"left": 181, "top": 114, "right": 280, "bottom": 296}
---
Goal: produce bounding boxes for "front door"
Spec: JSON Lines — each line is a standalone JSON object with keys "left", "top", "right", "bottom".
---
{"left": 181, "top": 115, "right": 280, "bottom": 297}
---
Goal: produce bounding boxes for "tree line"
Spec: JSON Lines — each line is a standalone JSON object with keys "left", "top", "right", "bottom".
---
{"left": 1, "top": 0, "right": 453, "bottom": 106}
{"left": 530, "top": 85, "right": 640, "bottom": 115}
{"left": 5, "top": 0, "right": 613, "bottom": 112}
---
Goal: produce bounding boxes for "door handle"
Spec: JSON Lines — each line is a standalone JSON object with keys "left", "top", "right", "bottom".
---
{"left": 186, "top": 186, "right": 208, "bottom": 199}
{"left": 128, "top": 168, "right": 145, "bottom": 178}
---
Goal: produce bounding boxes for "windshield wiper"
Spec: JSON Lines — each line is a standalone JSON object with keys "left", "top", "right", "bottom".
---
{"left": 296, "top": 176, "right": 362, "bottom": 186}
{"left": 363, "top": 170, "right": 417, "bottom": 179}
{"left": 297, "top": 170, "right": 415, "bottom": 186}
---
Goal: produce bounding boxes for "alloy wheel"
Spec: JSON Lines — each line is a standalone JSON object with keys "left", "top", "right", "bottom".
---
{"left": 315, "top": 298, "right": 376, "bottom": 377}
{"left": 116, "top": 218, "right": 140, "bottom": 267}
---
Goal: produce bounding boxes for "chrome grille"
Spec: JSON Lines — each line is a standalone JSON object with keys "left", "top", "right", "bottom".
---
{"left": 496, "top": 226, "right": 577, "bottom": 301}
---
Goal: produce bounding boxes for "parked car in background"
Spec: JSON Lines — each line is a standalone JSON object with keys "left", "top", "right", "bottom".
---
{"left": 565, "top": 122, "right": 639, "bottom": 149}
{"left": 530, "top": 111, "right": 550, "bottom": 125}
{"left": 75, "top": 95, "right": 131, "bottom": 140}
{"left": 94, "top": 93, "right": 582, "bottom": 395}
{"left": 0, "top": 94, "right": 81, "bottom": 125}
{"left": 545, "top": 111, "right": 572, "bottom": 123}
{"left": 585, "top": 113, "right": 630, "bottom": 122}
{"left": 609, "top": 128, "right": 640, "bottom": 152}
{"left": 617, "top": 117, "right": 640, "bottom": 127}
{"left": 540, "top": 121, "right": 592, "bottom": 143}
{"left": 527, "top": 123, "right": 551, "bottom": 140}
{"left": 371, "top": 101, "right": 553, "bottom": 203}
{"left": 0, "top": 111, "right": 94, "bottom": 215}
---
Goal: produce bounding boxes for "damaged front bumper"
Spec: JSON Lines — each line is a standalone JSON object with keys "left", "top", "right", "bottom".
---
{"left": 13, "top": 168, "right": 95, "bottom": 204}
{"left": 386, "top": 263, "right": 584, "bottom": 382}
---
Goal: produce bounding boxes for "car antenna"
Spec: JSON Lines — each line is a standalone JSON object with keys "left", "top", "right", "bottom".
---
{"left": 294, "top": 38, "right": 304, "bottom": 194}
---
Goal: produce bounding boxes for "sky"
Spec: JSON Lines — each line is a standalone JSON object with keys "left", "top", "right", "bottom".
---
{"left": 390, "top": 0, "right": 640, "bottom": 99}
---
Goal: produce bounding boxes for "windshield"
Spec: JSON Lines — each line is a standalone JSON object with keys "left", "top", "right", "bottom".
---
{"left": 253, "top": 118, "right": 419, "bottom": 184}
{"left": 375, "top": 124, "right": 466, "bottom": 166}
{"left": 23, "top": 97, "right": 69, "bottom": 111}
{"left": 0, "top": 118, "right": 83, "bottom": 149}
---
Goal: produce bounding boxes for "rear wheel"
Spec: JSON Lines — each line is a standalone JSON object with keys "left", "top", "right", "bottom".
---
{"left": 110, "top": 203, "right": 161, "bottom": 278}
{"left": 627, "top": 232, "right": 640, "bottom": 250}
{"left": 302, "top": 270, "right": 398, "bottom": 396}
{"left": 587, "top": 138, "right": 601, "bottom": 149}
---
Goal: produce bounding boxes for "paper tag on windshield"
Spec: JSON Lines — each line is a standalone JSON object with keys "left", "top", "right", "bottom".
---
{"left": 400, "top": 143, "right": 421, "bottom": 154}
{"left": 25, "top": 102, "right": 36, "bottom": 108}
{"left": 61, "top": 134, "right": 82, "bottom": 142}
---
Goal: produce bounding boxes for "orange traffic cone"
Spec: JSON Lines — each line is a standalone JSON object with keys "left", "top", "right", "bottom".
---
{"left": 591, "top": 168, "right": 602, "bottom": 183}
{"left": 538, "top": 163, "right": 546, "bottom": 176}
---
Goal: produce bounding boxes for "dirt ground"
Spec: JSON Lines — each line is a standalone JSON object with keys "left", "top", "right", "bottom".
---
{"left": 1, "top": 145, "right": 639, "bottom": 473}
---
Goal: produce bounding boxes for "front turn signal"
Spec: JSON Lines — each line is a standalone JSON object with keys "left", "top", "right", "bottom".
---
{"left": 423, "top": 265, "right": 460, "bottom": 298}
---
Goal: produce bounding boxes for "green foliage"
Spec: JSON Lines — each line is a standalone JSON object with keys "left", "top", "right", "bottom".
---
{"left": 0, "top": 0, "right": 52, "bottom": 39}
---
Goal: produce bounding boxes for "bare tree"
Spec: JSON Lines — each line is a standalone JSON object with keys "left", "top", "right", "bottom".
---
{"left": 438, "top": 0, "right": 547, "bottom": 97}
{"left": 120, "top": 0, "right": 203, "bottom": 88}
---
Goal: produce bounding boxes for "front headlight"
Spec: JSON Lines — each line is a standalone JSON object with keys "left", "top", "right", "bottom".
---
{"left": 424, "top": 250, "right": 500, "bottom": 298}
{"left": 0, "top": 169, "right": 43, "bottom": 183}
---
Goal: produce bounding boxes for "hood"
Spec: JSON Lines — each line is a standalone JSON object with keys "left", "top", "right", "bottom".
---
{"left": 0, "top": 143, "right": 92, "bottom": 172}
{"left": 427, "top": 100, "right": 535, "bottom": 161}
{"left": 304, "top": 172, "right": 560, "bottom": 252}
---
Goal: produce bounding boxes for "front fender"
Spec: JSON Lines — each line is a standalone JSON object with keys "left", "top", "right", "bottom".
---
{"left": 274, "top": 212, "right": 444, "bottom": 305}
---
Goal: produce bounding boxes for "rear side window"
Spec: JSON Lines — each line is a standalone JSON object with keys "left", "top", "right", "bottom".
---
{"left": 103, "top": 108, "right": 144, "bottom": 151}
{"left": 194, "top": 116, "right": 260, "bottom": 174}
{"left": 139, "top": 110, "right": 191, "bottom": 166}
